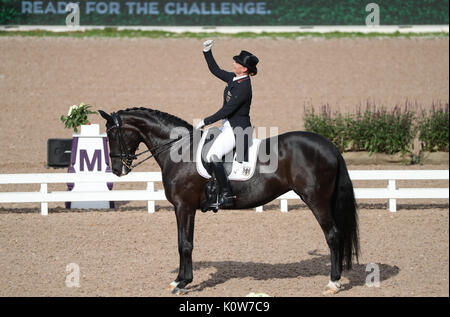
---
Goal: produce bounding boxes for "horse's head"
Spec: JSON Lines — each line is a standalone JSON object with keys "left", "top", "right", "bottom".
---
{"left": 99, "top": 110, "right": 142, "bottom": 176}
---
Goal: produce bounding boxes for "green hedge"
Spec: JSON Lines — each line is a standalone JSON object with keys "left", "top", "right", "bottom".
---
{"left": 1, "top": 0, "right": 448, "bottom": 26}
{"left": 303, "top": 102, "right": 449, "bottom": 155}
{"left": 418, "top": 103, "right": 449, "bottom": 152}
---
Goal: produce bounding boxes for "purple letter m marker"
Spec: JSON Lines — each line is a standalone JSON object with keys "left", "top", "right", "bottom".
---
{"left": 79, "top": 149, "right": 102, "bottom": 171}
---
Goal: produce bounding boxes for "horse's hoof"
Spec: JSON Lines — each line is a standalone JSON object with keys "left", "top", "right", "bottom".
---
{"left": 169, "top": 281, "right": 179, "bottom": 290}
{"left": 323, "top": 280, "right": 341, "bottom": 295}
{"left": 172, "top": 287, "right": 188, "bottom": 295}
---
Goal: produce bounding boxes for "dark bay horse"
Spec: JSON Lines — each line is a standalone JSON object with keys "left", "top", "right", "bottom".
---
{"left": 99, "top": 107, "right": 359, "bottom": 295}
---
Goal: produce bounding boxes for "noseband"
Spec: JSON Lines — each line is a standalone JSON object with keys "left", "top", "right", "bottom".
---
{"left": 106, "top": 112, "right": 190, "bottom": 171}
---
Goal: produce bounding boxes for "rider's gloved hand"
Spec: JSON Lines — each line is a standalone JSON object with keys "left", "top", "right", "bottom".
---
{"left": 196, "top": 120, "right": 205, "bottom": 130}
{"left": 203, "top": 40, "right": 214, "bottom": 52}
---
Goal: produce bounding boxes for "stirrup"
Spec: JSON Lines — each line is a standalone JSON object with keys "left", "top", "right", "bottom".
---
{"left": 201, "top": 204, "right": 219, "bottom": 213}
{"left": 201, "top": 194, "right": 219, "bottom": 213}
{"left": 217, "top": 192, "right": 236, "bottom": 208}
{"left": 201, "top": 195, "right": 220, "bottom": 213}
{"left": 201, "top": 192, "right": 235, "bottom": 212}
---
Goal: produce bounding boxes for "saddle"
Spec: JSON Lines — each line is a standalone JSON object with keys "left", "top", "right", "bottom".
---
{"left": 196, "top": 127, "right": 261, "bottom": 181}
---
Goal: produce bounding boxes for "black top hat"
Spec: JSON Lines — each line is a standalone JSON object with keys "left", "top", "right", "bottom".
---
{"left": 233, "top": 50, "right": 259, "bottom": 75}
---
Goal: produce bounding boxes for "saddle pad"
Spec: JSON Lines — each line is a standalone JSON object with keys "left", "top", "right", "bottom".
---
{"left": 196, "top": 128, "right": 261, "bottom": 181}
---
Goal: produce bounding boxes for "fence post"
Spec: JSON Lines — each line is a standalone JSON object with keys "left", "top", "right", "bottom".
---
{"left": 40, "top": 183, "right": 48, "bottom": 216}
{"left": 388, "top": 179, "right": 397, "bottom": 212}
{"left": 147, "top": 181, "right": 155, "bottom": 213}
{"left": 280, "top": 199, "right": 288, "bottom": 212}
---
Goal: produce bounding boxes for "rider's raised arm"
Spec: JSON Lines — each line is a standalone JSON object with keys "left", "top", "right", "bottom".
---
{"left": 203, "top": 50, "right": 235, "bottom": 83}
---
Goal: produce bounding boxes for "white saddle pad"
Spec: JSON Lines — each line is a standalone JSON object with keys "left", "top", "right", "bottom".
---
{"left": 196, "top": 129, "right": 261, "bottom": 181}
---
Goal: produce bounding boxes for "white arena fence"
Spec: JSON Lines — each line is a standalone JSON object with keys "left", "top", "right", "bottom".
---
{"left": 0, "top": 170, "right": 448, "bottom": 215}
{"left": 0, "top": 172, "right": 165, "bottom": 216}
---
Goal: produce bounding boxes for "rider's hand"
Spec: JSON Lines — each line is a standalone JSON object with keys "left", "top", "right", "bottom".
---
{"left": 196, "top": 120, "right": 205, "bottom": 130}
{"left": 203, "top": 40, "right": 214, "bottom": 52}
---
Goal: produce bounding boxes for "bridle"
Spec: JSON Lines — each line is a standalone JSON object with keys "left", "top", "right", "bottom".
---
{"left": 106, "top": 112, "right": 191, "bottom": 171}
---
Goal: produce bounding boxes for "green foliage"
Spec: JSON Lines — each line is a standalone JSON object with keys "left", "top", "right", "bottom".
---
{"left": 0, "top": 0, "right": 20, "bottom": 24}
{"left": 303, "top": 102, "right": 433, "bottom": 156}
{"left": 417, "top": 102, "right": 449, "bottom": 152}
{"left": 347, "top": 104, "right": 416, "bottom": 155}
{"left": 304, "top": 105, "right": 350, "bottom": 152}
{"left": 60, "top": 103, "right": 97, "bottom": 133}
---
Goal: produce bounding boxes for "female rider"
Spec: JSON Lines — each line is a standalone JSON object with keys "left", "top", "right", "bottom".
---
{"left": 196, "top": 40, "right": 259, "bottom": 211}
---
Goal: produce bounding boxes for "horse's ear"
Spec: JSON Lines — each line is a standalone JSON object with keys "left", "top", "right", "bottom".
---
{"left": 98, "top": 110, "right": 114, "bottom": 125}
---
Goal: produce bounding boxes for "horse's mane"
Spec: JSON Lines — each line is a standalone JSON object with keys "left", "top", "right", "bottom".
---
{"left": 118, "top": 107, "right": 193, "bottom": 131}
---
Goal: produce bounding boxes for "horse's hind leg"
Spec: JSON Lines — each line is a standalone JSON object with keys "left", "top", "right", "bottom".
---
{"left": 294, "top": 190, "right": 342, "bottom": 294}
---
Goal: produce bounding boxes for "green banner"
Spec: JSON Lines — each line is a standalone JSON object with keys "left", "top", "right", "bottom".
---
{"left": 1, "top": 0, "right": 448, "bottom": 26}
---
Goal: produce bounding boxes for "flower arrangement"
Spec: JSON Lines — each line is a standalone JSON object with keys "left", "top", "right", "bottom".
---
{"left": 60, "top": 102, "right": 97, "bottom": 133}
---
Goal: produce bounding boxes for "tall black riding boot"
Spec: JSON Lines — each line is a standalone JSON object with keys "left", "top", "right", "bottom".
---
{"left": 209, "top": 160, "right": 235, "bottom": 209}
{"left": 202, "top": 175, "right": 218, "bottom": 213}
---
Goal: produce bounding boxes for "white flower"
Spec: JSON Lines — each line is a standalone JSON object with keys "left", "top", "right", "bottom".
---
{"left": 68, "top": 105, "right": 78, "bottom": 116}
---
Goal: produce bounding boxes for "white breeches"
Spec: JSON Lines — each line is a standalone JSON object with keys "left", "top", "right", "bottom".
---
{"left": 206, "top": 120, "right": 236, "bottom": 162}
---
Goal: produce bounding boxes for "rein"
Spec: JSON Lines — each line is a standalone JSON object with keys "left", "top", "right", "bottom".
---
{"left": 107, "top": 112, "right": 192, "bottom": 170}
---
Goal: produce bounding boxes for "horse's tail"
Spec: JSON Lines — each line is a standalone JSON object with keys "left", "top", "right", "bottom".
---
{"left": 332, "top": 152, "right": 360, "bottom": 270}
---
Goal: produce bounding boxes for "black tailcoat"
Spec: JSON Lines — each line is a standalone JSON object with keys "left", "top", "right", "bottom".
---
{"left": 203, "top": 50, "right": 253, "bottom": 162}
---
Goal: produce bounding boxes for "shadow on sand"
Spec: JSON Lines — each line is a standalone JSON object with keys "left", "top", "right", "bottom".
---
{"left": 179, "top": 249, "right": 399, "bottom": 293}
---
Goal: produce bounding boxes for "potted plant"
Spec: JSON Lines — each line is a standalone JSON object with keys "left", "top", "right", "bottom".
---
{"left": 60, "top": 102, "right": 97, "bottom": 133}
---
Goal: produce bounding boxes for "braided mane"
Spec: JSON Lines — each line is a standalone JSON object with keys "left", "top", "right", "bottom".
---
{"left": 118, "top": 107, "right": 193, "bottom": 130}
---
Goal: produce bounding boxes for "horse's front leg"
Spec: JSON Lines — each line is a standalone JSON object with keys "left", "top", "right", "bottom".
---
{"left": 171, "top": 205, "right": 196, "bottom": 294}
